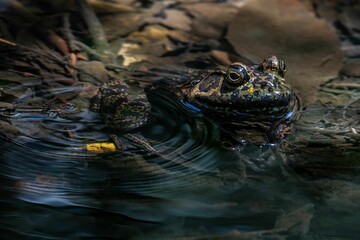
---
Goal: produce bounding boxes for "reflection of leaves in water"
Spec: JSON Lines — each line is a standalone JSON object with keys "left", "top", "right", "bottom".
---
{"left": 227, "top": 0, "right": 342, "bottom": 104}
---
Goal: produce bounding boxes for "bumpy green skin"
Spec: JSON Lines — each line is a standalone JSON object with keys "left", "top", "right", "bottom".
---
{"left": 90, "top": 81, "right": 151, "bottom": 132}
{"left": 183, "top": 56, "right": 301, "bottom": 143}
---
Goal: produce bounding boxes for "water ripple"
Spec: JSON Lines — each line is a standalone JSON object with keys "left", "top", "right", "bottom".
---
{"left": 0, "top": 84, "right": 315, "bottom": 238}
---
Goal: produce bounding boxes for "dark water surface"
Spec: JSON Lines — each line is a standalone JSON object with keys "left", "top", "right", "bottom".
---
{"left": 0, "top": 85, "right": 359, "bottom": 239}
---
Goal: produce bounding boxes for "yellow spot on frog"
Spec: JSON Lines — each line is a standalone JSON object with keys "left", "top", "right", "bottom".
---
{"left": 248, "top": 86, "right": 254, "bottom": 93}
{"left": 85, "top": 143, "right": 117, "bottom": 154}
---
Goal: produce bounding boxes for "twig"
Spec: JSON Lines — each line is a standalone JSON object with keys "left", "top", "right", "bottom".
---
{"left": 62, "top": 13, "right": 79, "bottom": 52}
{"left": 73, "top": 40, "right": 102, "bottom": 59}
{"left": 326, "top": 82, "right": 360, "bottom": 89}
{"left": 87, "top": 0, "right": 137, "bottom": 13}
{"left": 295, "top": 124, "right": 352, "bottom": 134}
{"left": 0, "top": 37, "right": 17, "bottom": 46}
{"left": 76, "top": 0, "right": 115, "bottom": 64}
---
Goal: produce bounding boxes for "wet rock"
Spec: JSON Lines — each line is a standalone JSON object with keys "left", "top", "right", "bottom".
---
{"left": 0, "top": 102, "right": 15, "bottom": 109}
{"left": 0, "top": 120, "right": 21, "bottom": 140}
{"left": 341, "top": 58, "right": 360, "bottom": 77}
{"left": 77, "top": 60, "right": 109, "bottom": 83}
{"left": 227, "top": 0, "right": 342, "bottom": 104}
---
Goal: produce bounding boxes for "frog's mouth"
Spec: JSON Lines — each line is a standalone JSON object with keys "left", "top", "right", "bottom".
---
{"left": 183, "top": 85, "right": 300, "bottom": 123}
{"left": 187, "top": 83, "right": 293, "bottom": 109}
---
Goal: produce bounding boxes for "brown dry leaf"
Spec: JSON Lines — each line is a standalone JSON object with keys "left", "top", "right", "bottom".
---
{"left": 118, "top": 25, "right": 176, "bottom": 66}
{"left": 227, "top": 0, "right": 342, "bottom": 104}
{"left": 77, "top": 60, "right": 109, "bottom": 83}
{"left": 102, "top": 0, "right": 174, "bottom": 41}
{"left": 310, "top": 0, "right": 339, "bottom": 22}
{"left": 88, "top": 0, "right": 137, "bottom": 13}
{"left": 211, "top": 50, "right": 232, "bottom": 66}
{"left": 0, "top": 120, "right": 21, "bottom": 140}
{"left": 102, "top": 13, "right": 144, "bottom": 40}
{"left": 0, "top": 71, "right": 38, "bottom": 83}
{"left": 181, "top": 2, "right": 238, "bottom": 39}
{"left": 147, "top": 9, "right": 192, "bottom": 32}
{"left": 117, "top": 42, "right": 148, "bottom": 67}
{"left": 341, "top": 59, "right": 360, "bottom": 77}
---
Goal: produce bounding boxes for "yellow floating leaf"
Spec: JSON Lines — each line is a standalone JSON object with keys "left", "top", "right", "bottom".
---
{"left": 85, "top": 142, "right": 117, "bottom": 154}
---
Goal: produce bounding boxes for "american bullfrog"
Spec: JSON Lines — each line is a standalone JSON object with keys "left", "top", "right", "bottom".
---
{"left": 90, "top": 56, "right": 300, "bottom": 145}
{"left": 178, "top": 56, "right": 301, "bottom": 144}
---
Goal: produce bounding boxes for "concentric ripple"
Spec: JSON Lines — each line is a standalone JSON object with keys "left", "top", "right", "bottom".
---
{"left": 0, "top": 83, "right": 316, "bottom": 238}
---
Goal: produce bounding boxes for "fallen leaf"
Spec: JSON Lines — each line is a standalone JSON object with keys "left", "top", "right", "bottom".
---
{"left": 0, "top": 120, "right": 21, "bottom": 140}
{"left": 117, "top": 42, "right": 148, "bottom": 67}
{"left": 77, "top": 60, "right": 109, "bottom": 83}
{"left": 310, "top": 0, "right": 339, "bottom": 22}
{"left": 85, "top": 142, "right": 117, "bottom": 154}
{"left": 181, "top": 2, "right": 238, "bottom": 39}
{"left": 211, "top": 50, "right": 232, "bottom": 66}
{"left": 102, "top": 13, "right": 145, "bottom": 40}
{"left": 88, "top": 0, "right": 137, "bottom": 13}
{"left": 227, "top": 0, "right": 342, "bottom": 104}
{"left": 117, "top": 25, "right": 177, "bottom": 66}
{"left": 46, "top": 30, "right": 70, "bottom": 57}
{"left": 147, "top": 9, "right": 192, "bottom": 32}
{"left": 341, "top": 58, "right": 360, "bottom": 77}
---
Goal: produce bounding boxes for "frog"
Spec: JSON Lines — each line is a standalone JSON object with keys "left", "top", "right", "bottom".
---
{"left": 90, "top": 56, "right": 300, "bottom": 145}
{"left": 177, "top": 56, "right": 301, "bottom": 145}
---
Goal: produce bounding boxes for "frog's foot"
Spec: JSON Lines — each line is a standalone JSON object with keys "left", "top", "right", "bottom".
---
{"left": 84, "top": 133, "right": 155, "bottom": 154}
{"left": 220, "top": 124, "right": 277, "bottom": 147}
{"left": 110, "top": 133, "right": 157, "bottom": 155}
{"left": 110, "top": 134, "right": 190, "bottom": 166}
{"left": 269, "top": 123, "right": 294, "bottom": 143}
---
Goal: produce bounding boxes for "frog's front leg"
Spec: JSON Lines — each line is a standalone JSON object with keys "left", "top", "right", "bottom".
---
{"left": 110, "top": 134, "right": 155, "bottom": 153}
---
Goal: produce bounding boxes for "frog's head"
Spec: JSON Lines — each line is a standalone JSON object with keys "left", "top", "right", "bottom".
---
{"left": 184, "top": 56, "right": 298, "bottom": 121}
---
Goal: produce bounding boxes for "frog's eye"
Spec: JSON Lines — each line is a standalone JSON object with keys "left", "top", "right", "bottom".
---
{"left": 260, "top": 56, "right": 287, "bottom": 77}
{"left": 226, "top": 64, "right": 250, "bottom": 86}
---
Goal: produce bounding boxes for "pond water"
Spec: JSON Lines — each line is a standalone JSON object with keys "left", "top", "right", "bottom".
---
{"left": 0, "top": 82, "right": 359, "bottom": 239}
{"left": 0, "top": 0, "right": 360, "bottom": 237}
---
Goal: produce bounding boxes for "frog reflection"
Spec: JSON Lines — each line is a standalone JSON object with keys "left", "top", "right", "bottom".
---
{"left": 181, "top": 56, "right": 301, "bottom": 144}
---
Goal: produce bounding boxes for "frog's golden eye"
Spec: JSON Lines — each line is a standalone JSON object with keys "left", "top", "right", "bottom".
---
{"left": 226, "top": 64, "right": 250, "bottom": 86}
